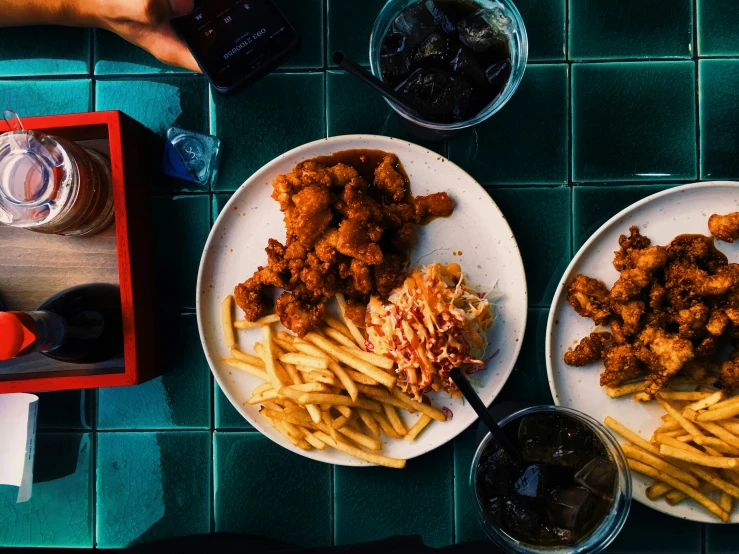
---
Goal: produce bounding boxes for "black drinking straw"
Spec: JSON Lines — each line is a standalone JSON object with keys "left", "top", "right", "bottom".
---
{"left": 449, "top": 366, "right": 520, "bottom": 460}
{"left": 332, "top": 51, "right": 422, "bottom": 118}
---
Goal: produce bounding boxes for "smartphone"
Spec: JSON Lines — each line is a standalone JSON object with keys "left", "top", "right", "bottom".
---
{"left": 173, "top": 0, "right": 300, "bottom": 95}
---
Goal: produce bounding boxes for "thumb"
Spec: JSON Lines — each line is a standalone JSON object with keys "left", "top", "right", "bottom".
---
{"left": 138, "top": 25, "right": 202, "bottom": 72}
{"left": 168, "top": 0, "right": 195, "bottom": 18}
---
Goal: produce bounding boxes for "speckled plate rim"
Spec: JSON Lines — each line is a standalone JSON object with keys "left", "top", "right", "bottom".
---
{"left": 196, "top": 134, "right": 528, "bottom": 466}
{"left": 546, "top": 181, "right": 739, "bottom": 523}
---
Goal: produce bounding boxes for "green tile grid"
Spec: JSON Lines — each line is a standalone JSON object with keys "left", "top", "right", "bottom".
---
{"left": 3, "top": 1, "right": 739, "bottom": 550}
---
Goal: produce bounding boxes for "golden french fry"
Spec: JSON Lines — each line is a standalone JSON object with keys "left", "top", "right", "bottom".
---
{"left": 221, "top": 357, "right": 270, "bottom": 381}
{"left": 686, "top": 390, "right": 725, "bottom": 412}
{"left": 659, "top": 391, "right": 713, "bottom": 401}
{"left": 665, "top": 482, "right": 720, "bottom": 506}
{"left": 657, "top": 398, "right": 704, "bottom": 438}
{"left": 358, "top": 408, "right": 381, "bottom": 436}
{"left": 703, "top": 445, "right": 724, "bottom": 457}
{"left": 628, "top": 459, "right": 728, "bottom": 521}
{"left": 297, "top": 393, "right": 382, "bottom": 413}
{"left": 719, "top": 421, "right": 739, "bottom": 436}
{"left": 303, "top": 372, "right": 337, "bottom": 385}
{"left": 696, "top": 421, "right": 739, "bottom": 450}
{"left": 262, "top": 408, "right": 314, "bottom": 426}
{"left": 252, "top": 383, "right": 272, "bottom": 396}
{"left": 720, "top": 493, "right": 733, "bottom": 514}
{"left": 262, "top": 400, "right": 283, "bottom": 411}
{"left": 708, "top": 396, "right": 739, "bottom": 411}
{"left": 314, "top": 431, "right": 405, "bottom": 468}
{"left": 659, "top": 444, "right": 738, "bottom": 468}
{"left": 299, "top": 427, "right": 327, "bottom": 450}
{"left": 383, "top": 404, "right": 407, "bottom": 436}
{"left": 373, "top": 411, "right": 402, "bottom": 439}
{"left": 405, "top": 414, "right": 433, "bottom": 441}
{"left": 292, "top": 340, "right": 337, "bottom": 362}
{"left": 337, "top": 425, "right": 382, "bottom": 450}
{"left": 698, "top": 403, "right": 739, "bottom": 422}
{"left": 230, "top": 347, "right": 265, "bottom": 367}
{"left": 326, "top": 360, "right": 359, "bottom": 402}
{"left": 324, "top": 316, "right": 354, "bottom": 339}
{"left": 391, "top": 388, "right": 446, "bottom": 422}
{"left": 260, "top": 326, "right": 285, "bottom": 390}
{"left": 295, "top": 365, "right": 333, "bottom": 378}
{"left": 287, "top": 383, "right": 330, "bottom": 393}
{"left": 280, "top": 353, "right": 329, "bottom": 370}
{"left": 321, "top": 411, "right": 339, "bottom": 442}
{"left": 355, "top": 384, "right": 415, "bottom": 412}
{"left": 233, "top": 314, "right": 281, "bottom": 329}
{"left": 343, "top": 368, "right": 379, "bottom": 385}
{"left": 621, "top": 444, "right": 700, "bottom": 488}
{"left": 334, "top": 405, "right": 352, "bottom": 418}
{"left": 645, "top": 482, "right": 672, "bottom": 500}
{"left": 337, "top": 346, "right": 395, "bottom": 371}
{"left": 274, "top": 337, "right": 298, "bottom": 353}
{"left": 605, "top": 417, "right": 666, "bottom": 458}
{"left": 655, "top": 420, "right": 682, "bottom": 433}
{"left": 663, "top": 429, "right": 687, "bottom": 437}
{"left": 335, "top": 293, "right": 367, "bottom": 350}
{"left": 323, "top": 327, "right": 358, "bottom": 349}
{"left": 246, "top": 389, "right": 279, "bottom": 405}
{"left": 332, "top": 415, "right": 349, "bottom": 429}
{"left": 304, "top": 333, "right": 396, "bottom": 388}
{"left": 221, "top": 295, "right": 236, "bottom": 348}
{"left": 605, "top": 380, "right": 644, "bottom": 398}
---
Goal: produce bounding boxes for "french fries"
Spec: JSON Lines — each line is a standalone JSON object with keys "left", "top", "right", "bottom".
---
{"left": 335, "top": 292, "right": 367, "bottom": 350}
{"left": 220, "top": 308, "right": 452, "bottom": 468}
{"left": 221, "top": 295, "right": 236, "bottom": 348}
{"left": 609, "top": 391, "right": 739, "bottom": 522}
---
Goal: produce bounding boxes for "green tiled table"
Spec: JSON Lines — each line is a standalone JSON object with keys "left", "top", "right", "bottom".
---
{"left": 1, "top": 1, "right": 738, "bottom": 550}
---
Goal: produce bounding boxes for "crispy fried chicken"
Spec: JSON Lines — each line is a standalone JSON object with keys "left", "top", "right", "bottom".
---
{"left": 709, "top": 212, "right": 739, "bottom": 243}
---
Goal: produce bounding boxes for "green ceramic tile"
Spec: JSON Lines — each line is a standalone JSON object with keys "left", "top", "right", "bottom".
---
{"left": 707, "top": 523, "right": 739, "bottom": 553}
{"left": 96, "top": 77, "right": 208, "bottom": 135}
{"left": 448, "top": 64, "right": 568, "bottom": 185}
{"left": 573, "top": 184, "right": 674, "bottom": 250}
{"left": 215, "top": 383, "right": 251, "bottom": 429}
{"left": 152, "top": 195, "right": 210, "bottom": 312}
{"left": 453, "top": 430, "right": 486, "bottom": 543}
{"left": 96, "top": 431, "right": 210, "bottom": 548}
{"left": 328, "top": 0, "right": 385, "bottom": 66}
{"left": 572, "top": 62, "right": 696, "bottom": 182}
{"left": 486, "top": 187, "right": 571, "bottom": 306}
{"left": 0, "top": 433, "right": 92, "bottom": 548}
{"left": 497, "top": 308, "right": 553, "bottom": 405}
{"left": 94, "top": 29, "right": 191, "bottom": 75}
{"left": 0, "top": 27, "right": 89, "bottom": 76}
{"left": 97, "top": 314, "right": 211, "bottom": 429}
{"left": 605, "top": 501, "right": 700, "bottom": 553}
{"left": 0, "top": 79, "right": 91, "bottom": 117}
{"left": 211, "top": 73, "right": 325, "bottom": 191}
{"left": 37, "top": 390, "right": 93, "bottom": 430}
{"left": 698, "top": 0, "right": 739, "bottom": 56}
{"left": 517, "top": 0, "right": 566, "bottom": 60}
{"left": 326, "top": 70, "right": 443, "bottom": 153}
{"left": 214, "top": 433, "right": 331, "bottom": 546}
{"left": 213, "top": 193, "right": 232, "bottom": 220}
{"left": 569, "top": 0, "right": 693, "bottom": 60}
{"left": 700, "top": 60, "right": 739, "bottom": 180}
{"left": 335, "top": 443, "right": 453, "bottom": 547}
{"left": 275, "top": 0, "right": 324, "bottom": 68}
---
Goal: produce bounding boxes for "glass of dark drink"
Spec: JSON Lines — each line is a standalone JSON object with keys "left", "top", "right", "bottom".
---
{"left": 370, "top": 0, "right": 527, "bottom": 141}
{"left": 471, "top": 406, "right": 631, "bottom": 554}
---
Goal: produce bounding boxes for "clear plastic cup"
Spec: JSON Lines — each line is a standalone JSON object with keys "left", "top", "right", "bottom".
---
{"left": 369, "top": 0, "right": 528, "bottom": 141}
{"left": 470, "top": 406, "right": 632, "bottom": 554}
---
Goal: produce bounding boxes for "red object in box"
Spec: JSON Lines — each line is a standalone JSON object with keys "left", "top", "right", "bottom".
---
{"left": 0, "top": 111, "right": 160, "bottom": 392}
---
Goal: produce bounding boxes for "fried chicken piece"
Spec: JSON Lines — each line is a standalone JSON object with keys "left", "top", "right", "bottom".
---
{"left": 638, "top": 327, "right": 695, "bottom": 395}
{"left": 340, "top": 178, "right": 383, "bottom": 223}
{"left": 566, "top": 275, "right": 612, "bottom": 325}
{"left": 275, "top": 291, "right": 325, "bottom": 337}
{"left": 610, "top": 319, "right": 627, "bottom": 344}
{"left": 727, "top": 307, "right": 739, "bottom": 325}
{"left": 709, "top": 212, "right": 739, "bottom": 243}
{"left": 349, "top": 259, "right": 373, "bottom": 295}
{"left": 649, "top": 281, "right": 667, "bottom": 310}
{"left": 288, "top": 185, "right": 333, "bottom": 249}
{"left": 564, "top": 332, "right": 612, "bottom": 367}
{"left": 696, "top": 264, "right": 739, "bottom": 296}
{"left": 374, "top": 253, "right": 406, "bottom": 297}
{"left": 294, "top": 160, "right": 334, "bottom": 188}
{"left": 706, "top": 308, "right": 730, "bottom": 336}
{"left": 272, "top": 172, "right": 305, "bottom": 211}
{"left": 696, "top": 336, "right": 718, "bottom": 358}
{"left": 664, "top": 259, "right": 709, "bottom": 310}
{"left": 344, "top": 298, "right": 368, "bottom": 328}
{"left": 682, "top": 361, "right": 708, "bottom": 382}
{"left": 610, "top": 246, "right": 668, "bottom": 302}
{"left": 327, "top": 163, "right": 359, "bottom": 186}
{"left": 610, "top": 300, "right": 645, "bottom": 337}
{"left": 336, "top": 219, "right": 384, "bottom": 265}
{"left": 314, "top": 229, "right": 339, "bottom": 263}
{"left": 391, "top": 223, "right": 417, "bottom": 252}
{"left": 642, "top": 309, "right": 670, "bottom": 329}
{"left": 601, "top": 344, "right": 644, "bottom": 386}
{"left": 415, "top": 192, "right": 455, "bottom": 220}
{"left": 382, "top": 202, "right": 419, "bottom": 229}
{"left": 299, "top": 253, "right": 339, "bottom": 297}
{"left": 234, "top": 277, "right": 271, "bottom": 321}
{"left": 667, "top": 234, "right": 713, "bottom": 261}
{"left": 674, "top": 302, "right": 710, "bottom": 339}
{"left": 374, "top": 155, "right": 406, "bottom": 202}
{"left": 613, "top": 226, "right": 651, "bottom": 271}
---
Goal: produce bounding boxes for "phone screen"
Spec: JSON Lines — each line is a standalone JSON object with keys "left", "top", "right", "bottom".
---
{"left": 173, "top": 0, "right": 298, "bottom": 91}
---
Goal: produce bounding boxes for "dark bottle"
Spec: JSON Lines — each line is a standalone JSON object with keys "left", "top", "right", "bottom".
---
{"left": 0, "top": 283, "right": 123, "bottom": 364}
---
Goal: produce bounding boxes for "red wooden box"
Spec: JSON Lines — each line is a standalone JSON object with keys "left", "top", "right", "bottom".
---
{"left": 0, "top": 111, "right": 160, "bottom": 392}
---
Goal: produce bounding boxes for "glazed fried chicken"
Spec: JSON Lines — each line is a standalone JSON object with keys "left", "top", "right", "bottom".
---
{"left": 564, "top": 332, "right": 612, "bottom": 367}
{"left": 565, "top": 218, "right": 739, "bottom": 397}
{"left": 709, "top": 212, "right": 739, "bottom": 243}
{"left": 234, "top": 151, "right": 455, "bottom": 336}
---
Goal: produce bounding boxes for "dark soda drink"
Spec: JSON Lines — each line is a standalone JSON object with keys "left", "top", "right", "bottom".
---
{"left": 379, "top": 0, "right": 513, "bottom": 124}
{"left": 474, "top": 411, "right": 618, "bottom": 548}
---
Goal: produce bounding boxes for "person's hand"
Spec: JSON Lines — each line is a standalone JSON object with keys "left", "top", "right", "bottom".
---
{"left": 77, "top": 0, "right": 201, "bottom": 72}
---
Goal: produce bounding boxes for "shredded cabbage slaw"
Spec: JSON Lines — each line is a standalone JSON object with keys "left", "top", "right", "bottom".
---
{"left": 366, "top": 262, "right": 494, "bottom": 400}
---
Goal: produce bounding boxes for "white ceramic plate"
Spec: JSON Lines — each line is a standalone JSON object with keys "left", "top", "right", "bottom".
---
{"left": 547, "top": 181, "right": 739, "bottom": 522}
{"left": 197, "top": 135, "right": 527, "bottom": 466}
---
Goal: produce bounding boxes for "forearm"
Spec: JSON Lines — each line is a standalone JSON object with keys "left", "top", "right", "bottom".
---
{"left": 0, "top": 0, "right": 94, "bottom": 27}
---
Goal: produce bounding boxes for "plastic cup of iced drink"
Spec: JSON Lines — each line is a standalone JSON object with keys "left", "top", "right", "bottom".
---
{"left": 370, "top": 0, "right": 528, "bottom": 141}
{"left": 470, "top": 406, "right": 632, "bottom": 554}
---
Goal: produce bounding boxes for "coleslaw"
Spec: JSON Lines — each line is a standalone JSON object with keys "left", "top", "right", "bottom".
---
{"left": 366, "top": 262, "right": 494, "bottom": 400}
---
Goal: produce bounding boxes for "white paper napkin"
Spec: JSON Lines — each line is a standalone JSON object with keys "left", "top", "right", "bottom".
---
{"left": 0, "top": 393, "right": 38, "bottom": 503}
